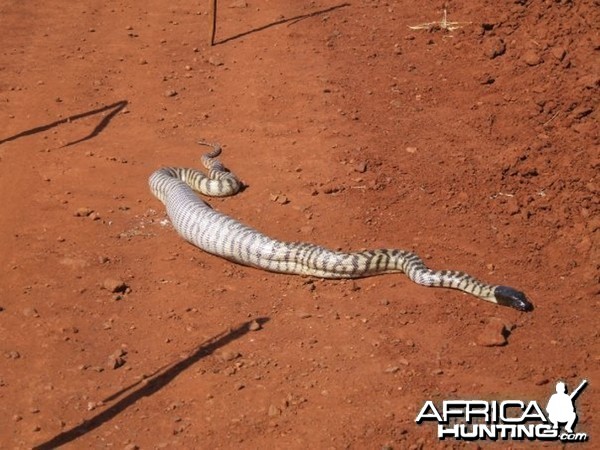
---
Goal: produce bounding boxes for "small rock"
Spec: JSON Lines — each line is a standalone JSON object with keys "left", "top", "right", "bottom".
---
{"left": 102, "top": 278, "right": 128, "bottom": 293}
{"left": 479, "top": 73, "right": 495, "bottom": 85}
{"left": 23, "top": 307, "right": 40, "bottom": 318}
{"left": 384, "top": 366, "right": 400, "bottom": 374}
{"left": 551, "top": 47, "right": 566, "bottom": 61}
{"left": 405, "top": 147, "right": 417, "bottom": 154}
{"left": 113, "top": 348, "right": 127, "bottom": 358}
{"left": 208, "top": 56, "right": 224, "bottom": 66}
{"left": 323, "top": 186, "right": 341, "bottom": 194}
{"left": 223, "top": 366, "right": 236, "bottom": 376}
{"left": 304, "top": 281, "right": 316, "bottom": 292}
{"left": 164, "top": 89, "right": 178, "bottom": 97}
{"left": 276, "top": 195, "right": 289, "bottom": 205}
{"left": 108, "top": 353, "right": 126, "bottom": 369}
{"left": 476, "top": 317, "right": 509, "bottom": 347}
{"left": 484, "top": 38, "right": 506, "bottom": 59}
{"left": 217, "top": 350, "right": 241, "bottom": 362}
{"left": 248, "top": 320, "right": 261, "bottom": 331}
{"left": 229, "top": 0, "right": 247, "bottom": 7}
{"left": 296, "top": 311, "right": 312, "bottom": 319}
{"left": 355, "top": 162, "right": 367, "bottom": 173}
{"left": 166, "top": 401, "right": 183, "bottom": 411}
{"left": 505, "top": 197, "right": 520, "bottom": 215}
{"left": 234, "top": 382, "right": 245, "bottom": 390}
{"left": 124, "top": 444, "right": 139, "bottom": 450}
{"left": 74, "top": 207, "right": 93, "bottom": 217}
{"left": 5, "top": 350, "right": 21, "bottom": 359}
{"left": 522, "top": 49, "right": 542, "bottom": 66}
{"left": 269, "top": 193, "right": 289, "bottom": 204}
{"left": 268, "top": 404, "right": 281, "bottom": 417}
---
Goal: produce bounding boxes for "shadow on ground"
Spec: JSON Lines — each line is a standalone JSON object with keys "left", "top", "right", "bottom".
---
{"left": 0, "top": 100, "right": 128, "bottom": 147}
{"left": 216, "top": 3, "right": 350, "bottom": 45}
{"left": 33, "top": 317, "right": 270, "bottom": 450}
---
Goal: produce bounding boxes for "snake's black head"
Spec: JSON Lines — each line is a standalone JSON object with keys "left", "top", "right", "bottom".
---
{"left": 494, "top": 286, "right": 534, "bottom": 312}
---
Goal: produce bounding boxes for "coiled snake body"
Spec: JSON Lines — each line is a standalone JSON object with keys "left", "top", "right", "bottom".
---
{"left": 149, "top": 143, "right": 532, "bottom": 311}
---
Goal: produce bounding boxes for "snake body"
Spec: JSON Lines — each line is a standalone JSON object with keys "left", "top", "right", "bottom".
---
{"left": 149, "top": 143, "right": 532, "bottom": 311}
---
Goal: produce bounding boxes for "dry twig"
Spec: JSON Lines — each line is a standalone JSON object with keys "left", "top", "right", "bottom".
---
{"left": 408, "top": 8, "right": 471, "bottom": 32}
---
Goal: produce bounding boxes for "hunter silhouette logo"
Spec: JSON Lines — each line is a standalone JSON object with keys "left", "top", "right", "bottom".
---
{"left": 415, "top": 379, "right": 589, "bottom": 442}
{"left": 546, "top": 380, "right": 587, "bottom": 434}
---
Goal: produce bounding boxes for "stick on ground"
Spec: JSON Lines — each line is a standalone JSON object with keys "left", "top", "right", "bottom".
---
{"left": 209, "top": 0, "right": 218, "bottom": 45}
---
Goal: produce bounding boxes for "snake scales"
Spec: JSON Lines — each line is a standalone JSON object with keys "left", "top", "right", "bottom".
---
{"left": 149, "top": 142, "right": 532, "bottom": 311}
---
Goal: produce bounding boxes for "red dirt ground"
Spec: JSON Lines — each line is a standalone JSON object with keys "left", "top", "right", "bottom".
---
{"left": 0, "top": 1, "right": 598, "bottom": 448}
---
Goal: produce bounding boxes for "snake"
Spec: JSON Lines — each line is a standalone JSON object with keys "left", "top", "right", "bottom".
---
{"left": 149, "top": 142, "right": 533, "bottom": 311}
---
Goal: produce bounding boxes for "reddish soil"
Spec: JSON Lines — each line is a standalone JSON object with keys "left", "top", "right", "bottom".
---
{"left": 0, "top": 1, "right": 598, "bottom": 448}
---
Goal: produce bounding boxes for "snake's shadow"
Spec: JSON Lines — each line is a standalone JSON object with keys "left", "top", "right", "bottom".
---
{"left": 33, "top": 317, "right": 269, "bottom": 450}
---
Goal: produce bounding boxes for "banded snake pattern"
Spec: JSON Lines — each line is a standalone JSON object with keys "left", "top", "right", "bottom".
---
{"left": 149, "top": 142, "right": 533, "bottom": 311}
